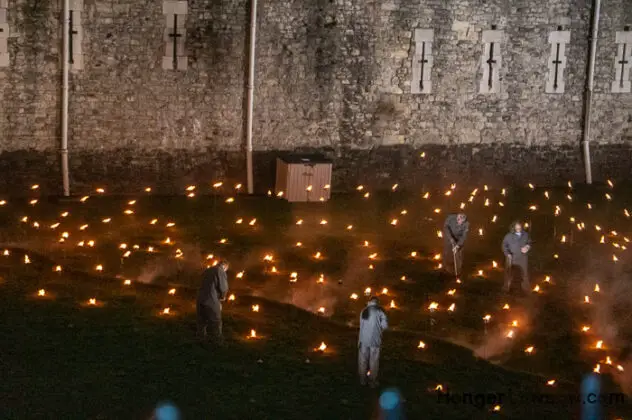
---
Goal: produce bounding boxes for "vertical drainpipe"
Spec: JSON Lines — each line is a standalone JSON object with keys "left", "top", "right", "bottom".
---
{"left": 581, "top": 0, "right": 600, "bottom": 185}
{"left": 245, "top": 0, "right": 258, "bottom": 194}
{"left": 61, "top": 0, "right": 70, "bottom": 196}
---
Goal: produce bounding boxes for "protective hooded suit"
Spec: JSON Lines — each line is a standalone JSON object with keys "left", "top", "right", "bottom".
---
{"left": 442, "top": 213, "right": 469, "bottom": 276}
{"left": 502, "top": 221, "right": 531, "bottom": 292}
{"left": 197, "top": 264, "right": 229, "bottom": 344}
{"left": 358, "top": 298, "right": 388, "bottom": 387}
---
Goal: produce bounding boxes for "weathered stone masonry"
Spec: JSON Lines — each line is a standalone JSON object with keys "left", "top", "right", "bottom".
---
{"left": 0, "top": 0, "right": 631, "bottom": 194}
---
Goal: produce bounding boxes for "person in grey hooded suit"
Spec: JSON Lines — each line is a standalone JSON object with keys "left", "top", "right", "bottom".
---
{"left": 358, "top": 296, "right": 388, "bottom": 388}
{"left": 197, "top": 260, "right": 229, "bottom": 345}
{"left": 442, "top": 213, "right": 469, "bottom": 277}
{"left": 502, "top": 221, "right": 531, "bottom": 293}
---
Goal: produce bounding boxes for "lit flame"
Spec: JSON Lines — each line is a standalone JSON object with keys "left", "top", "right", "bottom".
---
{"left": 124, "top": 279, "right": 131, "bottom": 286}
{"left": 582, "top": 325, "right": 591, "bottom": 332}
{"left": 317, "top": 342, "right": 327, "bottom": 352}
{"left": 390, "top": 300, "right": 396, "bottom": 309}
{"left": 228, "top": 294, "right": 236, "bottom": 301}
{"left": 596, "top": 340, "right": 603, "bottom": 349}
{"left": 350, "top": 293, "right": 358, "bottom": 300}
{"left": 483, "top": 314, "right": 492, "bottom": 322}
{"left": 428, "top": 302, "right": 439, "bottom": 311}
{"left": 168, "top": 288, "right": 176, "bottom": 295}
{"left": 249, "top": 329, "right": 257, "bottom": 339}
{"left": 88, "top": 298, "right": 97, "bottom": 305}
{"left": 447, "top": 303, "right": 455, "bottom": 312}
{"left": 524, "top": 346, "right": 534, "bottom": 354}
{"left": 252, "top": 304, "right": 260, "bottom": 312}
{"left": 594, "top": 284, "right": 600, "bottom": 293}
{"left": 417, "top": 341, "right": 426, "bottom": 349}
{"left": 95, "top": 265, "right": 103, "bottom": 272}
{"left": 503, "top": 303, "right": 510, "bottom": 310}
{"left": 584, "top": 295, "right": 590, "bottom": 303}
{"left": 162, "top": 307, "right": 170, "bottom": 315}
{"left": 547, "top": 379, "right": 556, "bottom": 386}
{"left": 38, "top": 289, "right": 46, "bottom": 296}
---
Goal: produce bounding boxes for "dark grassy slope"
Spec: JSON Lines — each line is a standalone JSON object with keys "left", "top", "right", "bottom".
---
{"left": 0, "top": 185, "right": 631, "bottom": 419}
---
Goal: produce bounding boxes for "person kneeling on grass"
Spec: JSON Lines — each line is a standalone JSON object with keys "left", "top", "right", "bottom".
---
{"left": 358, "top": 296, "right": 388, "bottom": 388}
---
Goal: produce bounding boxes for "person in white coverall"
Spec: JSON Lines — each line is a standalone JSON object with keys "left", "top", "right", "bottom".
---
{"left": 358, "top": 296, "right": 388, "bottom": 388}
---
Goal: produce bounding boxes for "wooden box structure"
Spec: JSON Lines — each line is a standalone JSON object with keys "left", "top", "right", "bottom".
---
{"left": 275, "top": 154, "right": 333, "bottom": 202}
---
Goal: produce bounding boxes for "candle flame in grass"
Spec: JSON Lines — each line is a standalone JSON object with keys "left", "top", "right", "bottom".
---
{"left": 228, "top": 294, "right": 235, "bottom": 301}
{"left": 168, "top": 288, "right": 176, "bottom": 295}
{"left": 95, "top": 265, "right": 103, "bottom": 272}
{"left": 417, "top": 341, "right": 426, "bottom": 349}
{"left": 506, "top": 330, "right": 515, "bottom": 338}
{"left": 364, "top": 287, "right": 372, "bottom": 296}
{"left": 582, "top": 325, "right": 591, "bottom": 332}
{"left": 346, "top": 225, "right": 353, "bottom": 230}
{"left": 594, "top": 284, "right": 600, "bottom": 293}
{"left": 447, "top": 289, "right": 456, "bottom": 296}
{"left": 547, "top": 379, "right": 556, "bottom": 386}
{"left": 318, "top": 307, "right": 325, "bottom": 314}
{"left": 594, "top": 364, "right": 601, "bottom": 373}
{"left": 420, "top": 151, "right": 426, "bottom": 158}
{"left": 600, "top": 235, "right": 605, "bottom": 243}
{"left": 447, "top": 303, "right": 455, "bottom": 312}
{"left": 528, "top": 183, "right": 535, "bottom": 190}
{"left": 561, "top": 235, "right": 566, "bottom": 243}
{"left": 248, "top": 329, "right": 257, "bottom": 339}
{"left": 423, "top": 192, "right": 430, "bottom": 199}
{"left": 478, "top": 228, "right": 483, "bottom": 236}
{"left": 584, "top": 295, "right": 591, "bottom": 304}
{"left": 124, "top": 279, "right": 131, "bottom": 286}
{"left": 587, "top": 203, "right": 593, "bottom": 210}
{"left": 317, "top": 342, "right": 327, "bottom": 352}
{"left": 410, "top": 251, "right": 417, "bottom": 257}
{"left": 54, "top": 265, "right": 62, "bottom": 272}
{"left": 88, "top": 298, "right": 97, "bottom": 305}
{"left": 350, "top": 293, "right": 358, "bottom": 300}
{"left": 24, "top": 255, "right": 30, "bottom": 264}
{"left": 605, "top": 356, "right": 613, "bottom": 365}
{"left": 524, "top": 346, "right": 534, "bottom": 354}
{"left": 613, "top": 255, "right": 618, "bottom": 262}
{"left": 319, "top": 219, "right": 328, "bottom": 225}
{"left": 428, "top": 302, "right": 439, "bottom": 311}
{"left": 252, "top": 304, "right": 260, "bottom": 312}
{"left": 390, "top": 219, "right": 398, "bottom": 226}
{"left": 533, "top": 284, "right": 540, "bottom": 293}
{"left": 162, "top": 307, "right": 171, "bottom": 315}
{"left": 363, "top": 192, "right": 370, "bottom": 199}
{"left": 0, "top": 200, "right": 6, "bottom": 206}
{"left": 503, "top": 303, "right": 510, "bottom": 310}
{"left": 483, "top": 314, "right": 492, "bottom": 322}
{"left": 435, "top": 384, "right": 443, "bottom": 391}
{"left": 29, "top": 199, "right": 38, "bottom": 205}
{"left": 38, "top": 289, "right": 46, "bottom": 296}
{"left": 150, "top": 219, "right": 158, "bottom": 225}
{"left": 607, "top": 179, "right": 614, "bottom": 188}
{"left": 390, "top": 300, "right": 396, "bottom": 309}
{"left": 596, "top": 340, "right": 604, "bottom": 349}
{"left": 492, "top": 405, "right": 501, "bottom": 412}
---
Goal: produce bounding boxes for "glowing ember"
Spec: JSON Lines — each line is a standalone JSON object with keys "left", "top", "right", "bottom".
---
{"left": 316, "top": 342, "right": 327, "bottom": 352}
{"left": 595, "top": 340, "right": 603, "bottom": 349}
{"left": 54, "top": 265, "right": 62, "bottom": 272}
{"left": 594, "top": 284, "right": 600, "bottom": 292}
{"left": 38, "top": 289, "right": 46, "bottom": 296}
{"left": 162, "top": 307, "right": 171, "bottom": 315}
{"left": 318, "top": 307, "right": 325, "bottom": 314}
{"left": 524, "top": 346, "right": 534, "bottom": 354}
{"left": 502, "top": 303, "right": 510, "bottom": 310}
{"left": 447, "top": 303, "right": 455, "bottom": 312}
{"left": 248, "top": 329, "right": 257, "bottom": 339}
{"left": 364, "top": 287, "right": 372, "bottom": 296}
{"left": 88, "top": 298, "right": 97, "bottom": 305}
{"left": 492, "top": 405, "right": 501, "bottom": 412}
{"left": 428, "top": 302, "right": 439, "bottom": 311}
{"left": 95, "top": 265, "right": 103, "bottom": 272}
{"left": 547, "top": 379, "right": 556, "bottom": 386}
{"left": 417, "top": 341, "right": 426, "bottom": 349}
{"left": 168, "top": 288, "right": 176, "bottom": 295}
{"left": 350, "top": 293, "right": 358, "bottom": 300}
{"left": 581, "top": 325, "right": 591, "bottom": 332}
{"left": 252, "top": 304, "right": 260, "bottom": 312}
{"left": 228, "top": 294, "right": 235, "bottom": 301}
{"left": 123, "top": 279, "right": 131, "bottom": 286}
{"left": 447, "top": 289, "right": 456, "bottom": 296}
{"left": 506, "top": 330, "right": 515, "bottom": 338}
{"left": 593, "top": 364, "right": 601, "bottom": 373}
{"left": 24, "top": 255, "right": 30, "bottom": 264}
{"left": 389, "top": 300, "right": 396, "bottom": 309}
{"left": 483, "top": 314, "right": 492, "bottom": 322}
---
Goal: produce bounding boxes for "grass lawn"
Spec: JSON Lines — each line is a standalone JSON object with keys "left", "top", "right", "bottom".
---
{"left": 0, "top": 184, "right": 631, "bottom": 419}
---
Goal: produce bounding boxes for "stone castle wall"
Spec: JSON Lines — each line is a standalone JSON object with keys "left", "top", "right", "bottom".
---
{"left": 0, "top": 0, "right": 631, "bottom": 193}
